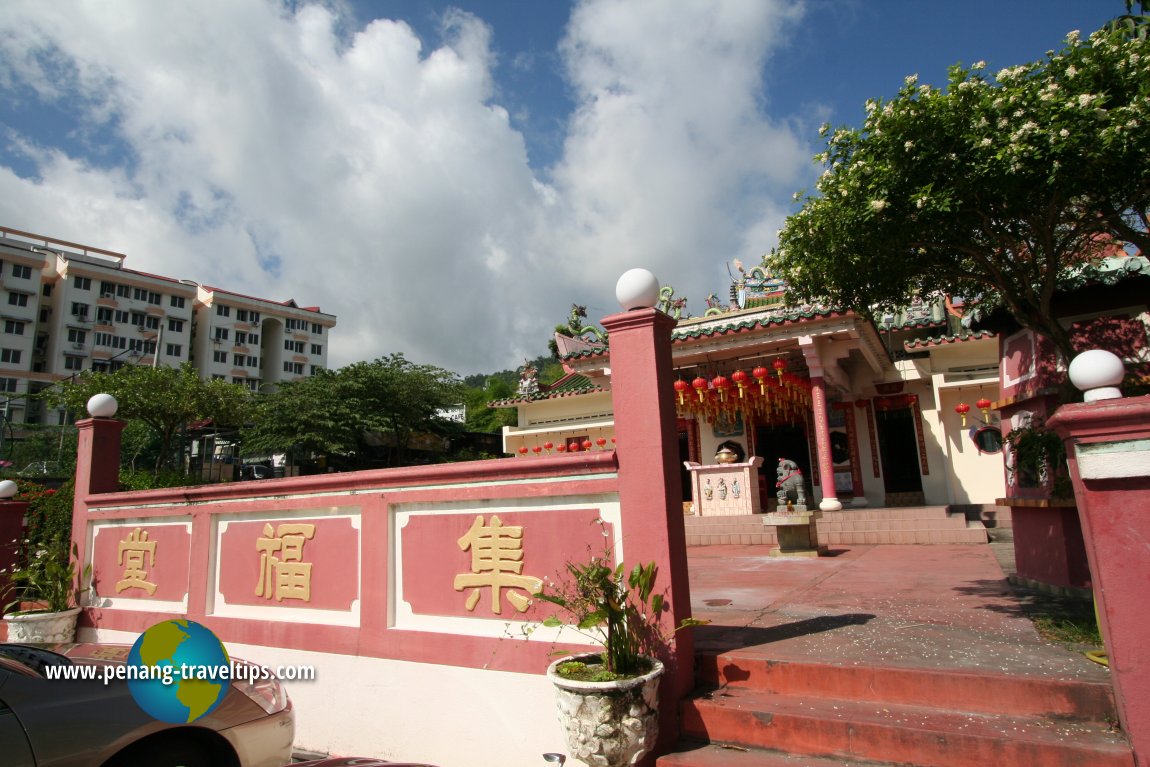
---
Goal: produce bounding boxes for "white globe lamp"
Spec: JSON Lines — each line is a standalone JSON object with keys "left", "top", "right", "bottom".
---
{"left": 0, "top": 479, "right": 17, "bottom": 500}
{"left": 615, "top": 268, "right": 661, "bottom": 311}
{"left": 1068, "top": 349, "right": 1125, "bottom": 403}
{"left": 87, "top": 393, "right": 119, "bottom": 418}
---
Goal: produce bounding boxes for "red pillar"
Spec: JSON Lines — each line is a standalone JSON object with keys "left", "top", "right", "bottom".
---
{"left": 808, "top": 376, "right": 841, "bottom": 511}
{"left": 71, "top": 417, "right": 125, "bottom": 588}
{"left": 1048, "top": 396, "right": 1150, "bottom": 766}
{"left": 600, "top": 306, "right": 693, "bottom": 759}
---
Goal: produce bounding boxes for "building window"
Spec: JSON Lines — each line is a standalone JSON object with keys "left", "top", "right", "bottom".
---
{"left": 41, "top": 284, "right": 52, "bottom": 297}
{"left": 71, "top": 302, "right": 89, "bottom": 318}
{"left": 310, "top": 365, "right": 323, "bottom": 375}
{"left": 249, "top": 333, "right": 260, "bottom": 346}
{"left": 115, "top": 310, "right": 129, "bottom": 323}
{"left": 216, "top": 304, "right": 230, "bottom": 317}
{"left": 0, "top": 378, "right": 17, "bottom": 393}
{"left": 284, "top": 339, "right": 304, "bottom": 353}
{"left": 64, "top": 356, "right": 83, "bottom": 371}
{"left": 130, "top": 311, "right": 145, "bottom": 326}
{"left": 232, "top": 376, "right": 246, "bottom": 385}
{"left": 233, "top": 353, "right": 246, "bottom": 366}
{"left": 95, "top": 332, "right": 114, "bottom": 347}
{"left": 213, "top": 350, "right": 227, "bottom": 363}
{"left": 168, "top": 318, "right": 184, "bottom": 333}
{"left": 236, "top": 309, "right": 248, "bottom": 322}
{"left": 310, "top": 344, "right": 322, "bottom": 356}
{"left": 311, "top": 323, "right": 324, "bottom": 334}
{"left": 67, "top": 329, "right": 86, "bottom": 344}
{"left": 11, "top": 264, "right": 31, "bottom": 279}
{"left": 129, "top": 338, "right": 143, "bottom": 352}
{"left": 214, "top": 328, "right": 230, "bottom": 342}
{"left": 96, "top": 307, "right": 113, "bottom": 323}
{"left": 100, "top": 281, "right": 117, "bottom": 297}
{"left": 3, "top": 320, "right": 24, "bottom": 335}
{"left": 283, "top": 361, "right": 303, "bottom": 374}
{"left": 92, "top": 361, "right": 108, "bottom": 373}
{"left": 73, "top": 276, "right": 92, "bottom": 290}
{"left": 250, "top": 311, "right": 260, "bottom": 324}
{"left": 117, "top": 284, "right": 130, "bottom": 298}
{"left": 133, "top": 287, "right": 147, "bottom": 301}
{"left": 247, "top": 355, "right": 259, "bottom": 367}
{"left": 8, "top": 293, "right": 28, "bottom": 307}
{"left": 166, "top": 343, "right": 182, "bottom": 357}
{"left": 170, "top": 295, "right": 185, "bottom": 309}
{"left": 148, "top": 291, "right": 161, "bottom": 305}
{"left": 1, "top": 349, "right": 22, "bottom": 364}
{"left": 235, "top": 331, "right": 247, "bottom": 345}
{"left": 145, "top": 316, "right": 160, "bottom": 330}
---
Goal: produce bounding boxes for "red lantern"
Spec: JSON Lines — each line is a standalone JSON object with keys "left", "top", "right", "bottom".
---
{"left": 673, "top": 379, "right": 689, "bottom": 405}
{"left": 752, "top": 366, "right": 769, "bottom": 395}
{"left": 692, "top": 376, "right": 708, "bottom": 402}
{"left": 532, "top": 445, "right": 542, "bottom": 454}
{"left": 582, "top": 440, "right": 593, "bottom": 451}
{"left": 518, "top": 446, "right": 529, "bottom": 456}
{"left": 772, "top": 358, "right": 786, "bottom": 380}
{"left": 556, "top": 443, "right": 567, "bottom": 453}
{"left": 596, "top": 437, "right": 607, "bottom": 448}
{"left": 731, "top": 369, "right": 748, "bottom": 398}
{"left": 543, "top": 441, "right": 553, "bottom": 452}
{"left": 976, "top": 397, "right": 992, "bottom": 418}
{"left": 712, "top": 375, "right": 730, "bottom": 402}
{"left": 954, "top": 402, "right": 971, "bottom": 427}
{"left": 610, "top": 436, "right": 616, "bottom": 444}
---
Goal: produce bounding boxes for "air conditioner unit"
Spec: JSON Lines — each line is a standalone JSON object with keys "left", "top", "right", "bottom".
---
{"left": 72, "top": 342, "right": 84, "bottom": 350}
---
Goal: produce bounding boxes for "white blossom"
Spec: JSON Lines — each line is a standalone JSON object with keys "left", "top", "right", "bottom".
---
{"left": 916, "top": 197, "right": 927, "bottom": 209}
{"left": 1059, "top": 128, "right": 1070, "bottom": 137}
{"left": 1065, "top": 65, "right": 1078, "bottom": 78}
{"left": 870, "top": 199, "right": 888, "bottom": 212}
{"left": 1066, "top": 30, "right": 1080, "bottom": 44}
{"left": 973, "top": 60, "right": 987, "bottom": 70}
{"left": 905, "top": 73, "right": 918, "bottom": 87}
{"left": 819, "top": 122, "right": 831, "bottom": 137}
{"left": 904, "top": 141, "right": 915, "bottom": 151}
{"left": 980, "top": 138, "right": 993, "bottom": 146}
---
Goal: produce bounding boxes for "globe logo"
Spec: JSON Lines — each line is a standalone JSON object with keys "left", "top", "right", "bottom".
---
{"left": 126, "top": 619, "right": 231, "bottom": 723}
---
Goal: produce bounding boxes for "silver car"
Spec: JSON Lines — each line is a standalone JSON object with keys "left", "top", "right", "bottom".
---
{"left": 0, "top": 642, "right": 294, "bottom": 767}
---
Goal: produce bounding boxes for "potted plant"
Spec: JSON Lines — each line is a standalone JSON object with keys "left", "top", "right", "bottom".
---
{"left": 533, "top": 550, "right": 700, "bottom": 767}
{"left": 3, "top": 541, "right": 89, "bottom": 644}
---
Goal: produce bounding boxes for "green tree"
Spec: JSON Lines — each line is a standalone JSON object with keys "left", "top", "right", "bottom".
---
{"left": 770, "top": 25, "right": 1149, "bottom": 361}
{"left": 464, "top": 376, "right": 518, "bottom": 434}
{"left": 242, "top": 354, "right": 465, "bottom": 468}
{"left": 45, "top": 364, "right": 250, "bottom": 472}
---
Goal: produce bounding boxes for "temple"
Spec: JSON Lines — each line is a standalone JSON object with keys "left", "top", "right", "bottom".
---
{"left": 492, "top": 255, "right": 1150, "bottom": 551}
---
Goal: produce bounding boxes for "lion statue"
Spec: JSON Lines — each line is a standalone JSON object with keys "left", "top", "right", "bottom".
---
{"left": 775, "top": 458, "right": 807, "bottom": 508}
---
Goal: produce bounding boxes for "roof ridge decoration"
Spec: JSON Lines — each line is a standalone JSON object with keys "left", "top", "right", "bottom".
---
{"left": 903, "top": 330, "right": 999, "bottom": 349}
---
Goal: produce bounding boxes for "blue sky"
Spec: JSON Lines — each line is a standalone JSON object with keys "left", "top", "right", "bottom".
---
{"left": 0, "top": 0, "right": 1122, "bottom": 373}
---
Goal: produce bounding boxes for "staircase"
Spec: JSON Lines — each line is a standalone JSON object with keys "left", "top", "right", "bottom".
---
{"left": 684, "top": 507, "right": 986, "bottom": 547}
{"left": 658, "top": 650, "right": 1132, "bottom": 767}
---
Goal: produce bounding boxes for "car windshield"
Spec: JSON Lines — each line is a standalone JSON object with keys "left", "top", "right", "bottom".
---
{"left": 0, "top": 645, "right": 72, "bottom": 675}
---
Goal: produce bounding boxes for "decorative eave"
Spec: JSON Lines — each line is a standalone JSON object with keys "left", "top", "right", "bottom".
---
{"left": 488, "top": 373, "right": 608, "bottom": 408}
{"left": 672, "top": 307, "right": 846, "bottom": 342}
{"left": 903, "top": 330, "right": 998, "bottom": 350}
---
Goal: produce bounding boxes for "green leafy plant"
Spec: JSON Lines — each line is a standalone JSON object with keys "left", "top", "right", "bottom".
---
{"left": 1003, "top": 420, "right": 1073, "bottom": 498}
{"left": 3, "top": 541, "right": 90, "bottom": 615}
{"left": 532, "top": 530, "right": 705, "bottom": 682}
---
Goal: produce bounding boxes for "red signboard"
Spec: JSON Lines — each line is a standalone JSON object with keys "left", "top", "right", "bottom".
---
{"left": 217, "top": 517, "right": 360, "bottom": 611}
{"left": 91, "top": 524, "right": 191, "bottom": 602}
{"left": 400, "top": 508, "right": 614, "bottom": 620}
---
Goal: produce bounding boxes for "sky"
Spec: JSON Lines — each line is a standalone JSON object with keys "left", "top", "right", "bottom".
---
{"left": 0, "top": 0, "right": 1122, "bottom": 375}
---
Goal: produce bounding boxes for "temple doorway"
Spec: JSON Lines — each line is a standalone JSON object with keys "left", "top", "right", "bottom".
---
{"left": 876, "top": 407, "right": 924, "bottom": 499}
{"left": 755, "top": 422, "right": 812, "bottom": 509}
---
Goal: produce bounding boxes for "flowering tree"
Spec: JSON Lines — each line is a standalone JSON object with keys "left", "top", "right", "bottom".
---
{"left": 770, "top": 25, "right": 1149, "bottom": 360}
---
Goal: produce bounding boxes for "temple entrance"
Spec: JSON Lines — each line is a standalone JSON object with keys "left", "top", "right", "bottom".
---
{"left": 876, "top": 407, "right": 924, "bottom": 498}
{"left": 755, "top": 422, "right": 812, "bottom": 510}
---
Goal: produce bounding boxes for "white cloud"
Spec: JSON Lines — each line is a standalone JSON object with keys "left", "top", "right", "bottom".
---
{"left": 0, "top": 0, "right": 810, "bottom": 374}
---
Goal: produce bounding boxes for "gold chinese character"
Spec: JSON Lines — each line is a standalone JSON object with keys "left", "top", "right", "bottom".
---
{"left": 116, "top": 528, "right": 157, "bottom": 595}
{"left": 453, "top": 515, "right": 542, "bottom": 614}
{"left": 255, "top": 523, "right": 316, "bottom": 602}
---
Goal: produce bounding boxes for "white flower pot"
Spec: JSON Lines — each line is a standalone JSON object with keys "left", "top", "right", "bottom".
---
{"left": 3, "top": 607, "right": 81, "bottom": 644}
{"left": 547, "top": 654, "right": 663, "bottom": 767}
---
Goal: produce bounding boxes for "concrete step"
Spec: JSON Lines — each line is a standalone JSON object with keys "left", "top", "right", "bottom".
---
{"left": 818, "top": 506, "right": 952, "bottom": 522}
{"left": 659, "top": 742, "right": 895, "bottom": 767}
{"left": 694, "top": 654, "right": 1117, "bottom": 721}
{"left": 679, "top": 687, "right": 1132, "bottom": 767}
{"left": 684, "top": 509, "right": 988, "bottom": 546}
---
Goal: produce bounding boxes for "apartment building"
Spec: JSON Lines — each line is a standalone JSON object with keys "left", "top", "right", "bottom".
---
{"left": 0, "top": 226, "right": 336, "bottom": 427}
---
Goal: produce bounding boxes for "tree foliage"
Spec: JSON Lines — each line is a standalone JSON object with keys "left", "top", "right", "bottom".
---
{"left": 242, "top": 354, "right": 465, "bottom": 467}
{"left": 45, "top": 364, "right": 250, "bottom": 471}
{"left": 770, "top": 25, "right": 1150, "bottom": 360}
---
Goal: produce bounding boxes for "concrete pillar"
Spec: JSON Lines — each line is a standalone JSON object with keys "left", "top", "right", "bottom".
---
{"left": 1048, "top": 395, "right": 1150, "bottom": 765}
{"left": 600, "top": 305, "right": 693, "bottom": 760}
{"left": 71, "top": 416, "right": 125, "bottom": 583}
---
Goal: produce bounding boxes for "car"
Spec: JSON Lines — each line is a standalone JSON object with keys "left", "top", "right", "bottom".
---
{"left": 16, "top": 461, "right": 60, "bottom": 477}
{"left": 0, "top": 642, "right": 294, "bottom": 767}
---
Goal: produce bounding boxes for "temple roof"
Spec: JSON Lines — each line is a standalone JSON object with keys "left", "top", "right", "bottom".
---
{"left": 489, "top": 372, "right": 606, "bottom": 408}
{"left": 903, "top": 330, "right": 998, "bottom": 350}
